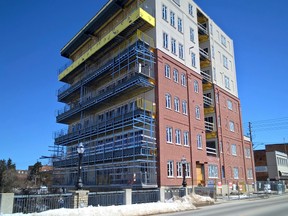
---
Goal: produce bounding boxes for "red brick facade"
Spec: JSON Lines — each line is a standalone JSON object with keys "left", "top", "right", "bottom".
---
{"left": 155, "top": 50, "right": 255, "bottom": 187}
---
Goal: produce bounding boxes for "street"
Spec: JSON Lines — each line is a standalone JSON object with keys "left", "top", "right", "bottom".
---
{"left": 159, "top": 194, "right": 288, "bottom": 216}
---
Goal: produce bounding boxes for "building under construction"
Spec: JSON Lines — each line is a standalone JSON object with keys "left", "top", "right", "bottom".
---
{"left": 53, "top": 0, "right": 255, "bottom": 192}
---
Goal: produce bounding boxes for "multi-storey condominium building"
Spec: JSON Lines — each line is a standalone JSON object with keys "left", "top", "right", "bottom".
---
{"left": 53, "top": 0, "right": 255, "bottom": 192}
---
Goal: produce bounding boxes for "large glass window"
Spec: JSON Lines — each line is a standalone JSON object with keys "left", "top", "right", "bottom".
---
{"left": 178, "top": 18, "right": 183, "bottom": 33}
{"left": 179, "top": 43, "right": 184, "bottom": 59}
{"left": 166, "top": 127, "right": 173, "bottom": 143}
{"left": 175, "top": 129, "right": 181, "bottom": 144}
{"left": 173, "top": 69, "right": 179, "bottom": 83}
{"left": 190, "top": 27, "right": 195, "bottom": 42}
{"left": 182, "top": 100, "right": 187, "bottom": 115}
{"left": 188, "top": 3, "right": 193, "bottom": 16}
{"left": 194, "top": 80, "right": 199, "bottom": 93}
{"left": 229, "top": 121, "right": 235, "bottom": 132}
{"left": 183, "top": 131, "right": 189, "bottom": 146}
{"left": 233, "top": 167, "right": 239, "bottom": 179}
{"left": 167, "top": 161, "right": 174, "bottom": 177}
{"left": 195, "top": 106, "right": 200, "bottom": 119}
{"left": 231, "top": 144, "right": 237, "bottom": 156}
{"left": 163, "top": 32, "right": 169, "bottom": 49}
{"left": 171, "top": 38, "right": 176, "bottom": 54}
{"left": 181, "top": 73, "right": 186, "bottom": 86}
{"left": 165, "top": 93, "right": 171, "bottom": 109}
{"left": 170, "top": 11, "right": 175, "bottom": 27}
{"left": 165, "top": 64, "right": 171, "bottom": 78}
{"left": 197, "top": 134, "right": 202, "bottom": 149}
{"left": 174, "top": 97, "right": 180, "bottom": 112}
{"left": 208, "top": 165, "right": 218, "bottom": 178}
{"left": 162, "top": 5, "right": 167, "bottom": 21}
{"left": 191, "top": 52, "right": 196, "bottom": 67}
{"left": 176, "top": 162, "right": 182, "bottom": 177}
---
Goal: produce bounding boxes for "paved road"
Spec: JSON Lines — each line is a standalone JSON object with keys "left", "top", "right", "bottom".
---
{"left": 159, "top": 194, "right": 288, "bottom": 216}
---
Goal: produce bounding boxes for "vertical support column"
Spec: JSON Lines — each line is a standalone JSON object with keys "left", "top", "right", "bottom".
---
{"left": 124, "top": 189, "right": 132, "bottom": 205}
{"left": 159, "top": 187, "right": 166, "bottom": 202}
{"left": 72, "top": 190, "right": 89, "bottom": 208}
{"left": 0, "top": 193, "right": 14, "bottom": 214}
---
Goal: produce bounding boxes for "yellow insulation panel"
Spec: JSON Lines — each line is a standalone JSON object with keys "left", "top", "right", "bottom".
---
{"left": 59, "top": 8, "right": 155, "bottom": 81}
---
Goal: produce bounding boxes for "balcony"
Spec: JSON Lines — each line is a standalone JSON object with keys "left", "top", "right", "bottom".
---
{"left": 56, "top": 72, "right": 154, "bottom": 124}
{"left": 203, "top": 95, "right": 213, "bottom": 107}
{"left": 198, "top": 23, "right": 209, "bottom": 43}
{"left": 206, "top": 141, "right": 217, "bottom": 156}
{"left": 205, "top": 121, "right": 214, "bottom": 132}
{"left": 200, "top": 70, "right": 211, "bottom": 82}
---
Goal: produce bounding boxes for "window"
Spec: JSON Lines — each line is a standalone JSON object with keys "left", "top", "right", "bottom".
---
{"left": 164, "top": 64, "right": 170, "bottom": 78}
{"left": 197, "top": 134, "right": 202, "bottom": 149}
{"left": 245, "top": 148, "right": 251, "bottom": 158}
{"left": 182, "top": 100, "right": 187, "bottom": 115}
{"left": 224, "top": 76, "right": 230, "bottom": 89}
{"left": 167, "top": 161, "right": 174, "bottom": 177}
{"left": 181, "top": 73, "right": 186, "bottom": 86}
{"left": 229, "top": 121, "right": 235, "bottom": 132}
{"left": 191, "top": 52, "right": 196, "bottom": 67}
{"left": 176, "top": 162, "right": 182, "bottom": 177}
{"left": 190, "top": 27, "right": 195, "bottom": 42}
{"left": 163, "top": 32, "right": 169, "bottom": 49}
{"left": 179, "top": 43, "right": 184, "bottom": 59}
{"left": 162, "top": 5, "right": 167, "bottom": 21}
{"left": 208, "top": 165, "right": 218, "bottom": 178}
{"left": 195, "top": 106, "right": 200, "bottom": 119}
{"left": 223, "top": 55, "right": 228, "bottom": 68}
{"left": 211, "top": 45, "right": 215, "bottom": 58}
{"left": 227, "top": 100, "right": 233, "bottom": 110}
{"left": 166, "top": 127, "right": 173, "bottom": 143}
{"left": 213, "top": 67, "right": 216, "bottom": 81}
{"left": 233, "top": 167, "right": 239, "bottom": 179}
{"left": 222, "top": 166, "right": 225, "bottom": 178}
{"left": 171, "top": 38, "right": 176, "bottom": 54}
{"left": 183, "top": 131, "right": 189, "bottom": 146}
{"left": 175, "top": 129, "right": 181, "bottom": 144}
{"left": 173, "top": 69, "right": 179, "bottom": 83}
{"left": 221, "top": 35, "right": 226, "bottom": 47}
{"left": 194, "top": 80, "right": 199, "bottom": 93}
{"left": 231, "top": 144, "right": 237, "bottom": 156}
{"left": 178, "top": 18, "right": 183, "bottom": 33}
{"left": 174, "top": 97, "right": 180, "bottom": 112}
{"left": 210, "top": 23, "right": 213, "bottom": 35}
{"left": 188, "top": 3, "right": 193, "bottom": 16}
{"left": 170, "top": 11, "right": 175, "bottom": 27}
{"left": 165, "top": 93, "right": 171, "bottom": 109}
{"left": 185, "top": 163, "right": 191, "bottom": 177}
{"left": 247, "top": 169, "right": 253, "bottom": 179}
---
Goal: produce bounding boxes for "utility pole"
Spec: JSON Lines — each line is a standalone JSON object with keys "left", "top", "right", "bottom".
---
{"left": 248, "top": 122, "right": 253, "bottom": 148}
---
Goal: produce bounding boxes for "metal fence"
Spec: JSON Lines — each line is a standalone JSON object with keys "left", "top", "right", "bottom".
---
{"left": 164, "top": 188, "right": 187, "bottom": 200}
{"left": 132, "top": 189, "right": 159, "bottom": 204}
{"left": 88, "top": 191, "right": 124, "bottom": 206}
{"left": 13, "top": 193, "right": 73, "bottom": 214}
{"left": 194, "top": 187, "right": 215, "bottom": 198}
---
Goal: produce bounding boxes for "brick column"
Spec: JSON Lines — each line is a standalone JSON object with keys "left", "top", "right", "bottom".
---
{"left": 72, "top": 190, "right": 89, "bottom": 208}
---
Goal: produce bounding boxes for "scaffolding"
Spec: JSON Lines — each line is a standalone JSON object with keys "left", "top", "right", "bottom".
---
{"left": 53, "top": 30, "right": 157, "bottom": 190}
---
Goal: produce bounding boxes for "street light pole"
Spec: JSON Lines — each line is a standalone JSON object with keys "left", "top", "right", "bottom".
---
{"left": 76, "top": 142, "right": 85, "bottom": 190}
{"left": 181, "top": 156, "right": 187, "bottom": 187}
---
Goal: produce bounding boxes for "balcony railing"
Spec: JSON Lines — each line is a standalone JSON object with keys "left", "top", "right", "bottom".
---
{"left": 199, "top": 47, "right": 210, "bottom": 60}
{"left": 200, "top": 70, "right": 211, "bottom": 82}
{"left": 203, "top": 95, "right": 213, "bottom": 107}
{"left": 205, "top": 121, "right": 214, "bottom": 132}
{"left": 198, "top": 23, "right": 208, "bottom": 35}
{"left": 206, "top": 147, "right": 217, "bottom": 155}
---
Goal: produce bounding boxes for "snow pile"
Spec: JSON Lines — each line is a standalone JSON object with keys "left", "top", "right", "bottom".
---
{"left": 4, "top": 193, "right": 215, "bottom": 216}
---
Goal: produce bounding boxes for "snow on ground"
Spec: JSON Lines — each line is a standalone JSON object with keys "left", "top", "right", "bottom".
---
{"left": 4, "top": 194, "right": 214, "bottom": 216}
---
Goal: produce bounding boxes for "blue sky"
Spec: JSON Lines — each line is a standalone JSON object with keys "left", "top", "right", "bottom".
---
{"left": 1, "top": 0, "right": 288, "bottom": 170}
